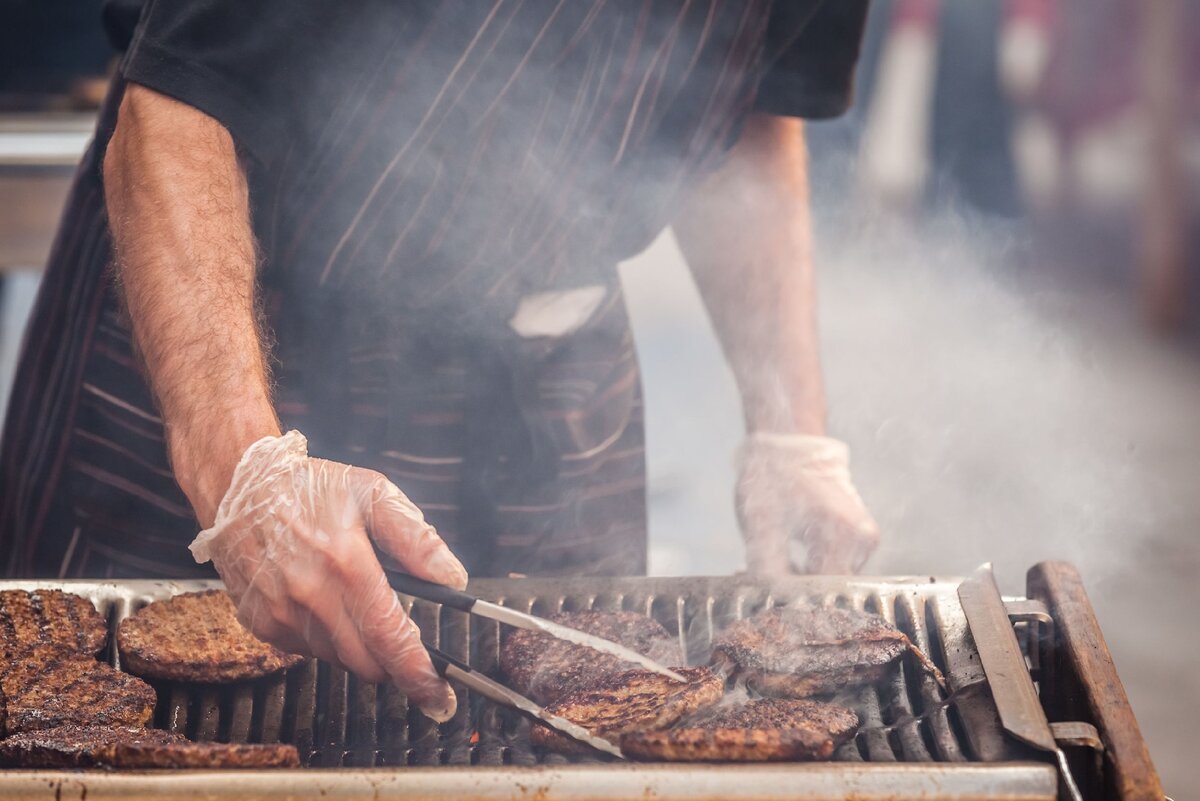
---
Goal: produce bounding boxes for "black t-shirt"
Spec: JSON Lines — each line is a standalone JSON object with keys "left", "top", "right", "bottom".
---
{"left": 101, "top": 1, "right": 868, "bottom": 317}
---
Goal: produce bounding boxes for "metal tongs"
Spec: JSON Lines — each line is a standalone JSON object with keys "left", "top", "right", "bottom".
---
{"left": 387, "top": 573, "right": 687, "bottom": 758}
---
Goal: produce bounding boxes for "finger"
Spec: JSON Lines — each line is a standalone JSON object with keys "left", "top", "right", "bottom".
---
{"left": 848, "top": 517, "right": 881, "bottom": 573}
{"left": 291, "top": 574, "right": 390, "bottom": 684}
{"left": 234, "top": 586, "right": 340, "bottom": 665}
{"left": 365, "top": 476, "right": 468, "bottom": 590}
{"left": 803, "top": 516, "right": 880, "bottom": 574}
{"left": 351, "top": 569, "right": 457, "bottom": 722}
{"left": 297, "top": 610, "right": 385, "bottom": 680}
{"left": 236, "top": 600, "right": 311, "bottom": 657}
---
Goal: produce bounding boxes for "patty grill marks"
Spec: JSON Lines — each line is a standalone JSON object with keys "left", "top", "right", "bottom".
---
{"left": 621, "top": 698, "right": 860, "bottom": 762}
{"left": 0, "top": 589, "right": 107, "bottom": 658}
{"left": 531, "top": 666, "right": 723, "bottom": 756}
{"left": 1, "top": 645, "right": 156, "bottom": 736}
{"left": 710, "top": 606, "right": 946, "bottom": 697}
{"left": 0, "top": 724, "right": 300, "bottom": 769}
{"left": 501, "top": 610, "right": 683, "bottom": 706}
{"left": 0, "top": 725, "right": 182, "bottom": 768}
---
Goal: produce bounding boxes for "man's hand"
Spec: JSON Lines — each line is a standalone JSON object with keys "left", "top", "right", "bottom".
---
{"left": 104, "top": 84, "right": 463, "bottom": 718}
{"left": 674, "top": 113, "right": 881, "bottom": 574}
{"left": 191, "top": 431, "right": 468, "bottom": 721}
{"left": 736, "top": 433, "right": 879, "bottom": 575}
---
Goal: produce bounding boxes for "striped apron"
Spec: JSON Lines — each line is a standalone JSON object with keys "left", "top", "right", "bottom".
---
{"left": 0, "top": 2, "right": 779, "bottom": 579}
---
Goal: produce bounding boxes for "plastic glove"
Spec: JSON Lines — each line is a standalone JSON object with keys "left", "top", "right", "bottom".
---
{"left": 190, "top": 430, "right": 468, "bottom": 722}
{"left": 736, "top": 433, "right": 880, "bottom": 575}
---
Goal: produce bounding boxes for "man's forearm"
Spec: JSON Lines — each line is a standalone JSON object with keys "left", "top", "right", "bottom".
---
{"left": 674, "top": 113, "right": 826, "bottom": 435}
{"left": 104, "top": 84, "right": 280, "bottom": 526}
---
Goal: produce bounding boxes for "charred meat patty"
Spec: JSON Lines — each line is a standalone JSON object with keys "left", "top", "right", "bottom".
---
{"left": 117, "top": 590, "right": 304, "bottom": 683}
{"left": 0, "top": 589, "right": 107, "bottom": 658}
{"left": 710, "top": 606, "right": 945, "bottom": 697}
{"left": 1, "top": 645, "right": 156, "bottom": 736}
{"left": 110, "top": 738, "right": 301, "bottom": 769}
{"left": 501, "top": 610, "right": 683, "bottom": 706}
{"left": 0, "top": 725, "right": 182, "bottom": 768}
{"left": 0, "top": 724, "right": 300, "bottom": 769}
{"left": 531, "top": 666, "right": 723, "bottom": 756}
{"left": 621, "top": 698, "right": 859, "bottom": 762}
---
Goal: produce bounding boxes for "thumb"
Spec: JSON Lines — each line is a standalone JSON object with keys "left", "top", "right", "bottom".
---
{"left": 364, "top": 476, "right": 468, "bottom": 590}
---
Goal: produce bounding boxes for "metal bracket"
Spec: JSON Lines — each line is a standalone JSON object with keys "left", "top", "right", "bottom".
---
{"left": 1005, "top": 597, "right": 1056, "bottom": 686}
{"left": 1050, "top": 721, "right": 1103, "bottom": 752}
{"left": 1052, "top": 721, "right": 1105, "bottom": 799}
{"left": 1005, "top": 598, "right": 1053, "bottom": 625}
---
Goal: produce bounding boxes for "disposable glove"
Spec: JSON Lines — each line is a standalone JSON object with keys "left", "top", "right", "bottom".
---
{"left": 736, "top": 433, "right": 880, "bottom": 575}
{"left": 190, "top": 430, "right": 468, "bottom": 722}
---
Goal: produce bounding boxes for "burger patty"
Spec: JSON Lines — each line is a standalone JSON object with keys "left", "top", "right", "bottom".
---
{"left": 0, "top": 645, "right": 156, "bottom": 736}
{"left": 621, "top": 698, "right": 860, "bottom": 762}
{"left": 117, "top": 590, "right": 305, "bottom": 683}
{"left": 0, "top": 589, "right": 107, "bottom": 658}
{"left": 531, "top": 667, "right": 723, "bottom": 756}
{"left": 710, "top": 606, "right": 945, "bottom": 697}
{"left": 501, "top": 610, "right": 683, "bottom": 705}
{"left": 110, "top": 739, "right": 301, "bottom": 769}
{"left": 0, "top": 725, "right": 181, "bottom": 768}
{"left": 0, "top": 724, "right": 300, "bottom": 769}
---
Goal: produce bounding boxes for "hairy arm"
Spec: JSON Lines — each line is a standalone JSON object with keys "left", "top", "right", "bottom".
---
{"left": 103, "top": 83, "right": 280, "bottom": 526}
{"left": 674, "top": 112, "right": 825, "bottom": 435}
{"left": 675, "top": 113, "right": 879, "bottom": 574}
{"left": 102, "top": 84, "right": 465, "bottom": 714}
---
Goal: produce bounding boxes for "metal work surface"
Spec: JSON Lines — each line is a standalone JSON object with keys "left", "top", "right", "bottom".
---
{"left": 0, "top": 575, "right": 1058, "bottom": 800}
{"left": 0, "top": 764, "right": 1058, "bottom": 801}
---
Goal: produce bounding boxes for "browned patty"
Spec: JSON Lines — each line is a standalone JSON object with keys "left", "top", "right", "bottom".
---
{"left": 531, "top": 667, "right": 723, "bottom": 756}
{"left": 710, "top": 606, "right": 945, "bottom": 697}
{"left": 501, "top": 610, "right": 683, "bottom": 706}
{"left": 0, "top": 589, "right": 107, "bottom": 658}
{"left": 117, "top": 590, "right": 305, "bottom": 683}
{"left": 1, "top": 645, "right": 156, "bottom": 736}
{"left": 110, "top": 740, "right": 301, "bottom": 769}
{"left": 0, "top": 725, "right": 182, "bottom": 768}
{"left": 0, "top": 724, "right": 300, "bottom": 769}
{"left": 621, "top": 698, "right": 860, "bottom": 762}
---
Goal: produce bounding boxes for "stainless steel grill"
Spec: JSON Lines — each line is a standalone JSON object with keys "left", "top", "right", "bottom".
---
{"left": 0, "top": 564, "right": 1163, "bottom": 801}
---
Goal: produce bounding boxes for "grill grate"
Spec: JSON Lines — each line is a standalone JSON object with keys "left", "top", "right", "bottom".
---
{"left": 0, "top": 577, "right": 1028, "bottom": 769}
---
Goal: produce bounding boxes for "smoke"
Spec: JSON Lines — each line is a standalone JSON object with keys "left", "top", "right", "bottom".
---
{"left": 628, "top": 161, "right": 1191, "bottom": 595}
{"left": 816, "top": 198, "right": 1187, "bottom": 593}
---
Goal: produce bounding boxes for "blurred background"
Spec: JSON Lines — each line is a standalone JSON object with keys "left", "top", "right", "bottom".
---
{"left": 1, "top": 0, "right": 1197, "bottom": 792}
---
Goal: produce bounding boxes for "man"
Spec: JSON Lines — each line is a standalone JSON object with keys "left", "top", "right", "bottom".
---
{"left": 0, "top": 1, "right": 879, "bottom": 721}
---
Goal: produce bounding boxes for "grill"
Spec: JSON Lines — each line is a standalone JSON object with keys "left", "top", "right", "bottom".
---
{"left": 0, "top": 562, "right": 1163, "bottom": 801}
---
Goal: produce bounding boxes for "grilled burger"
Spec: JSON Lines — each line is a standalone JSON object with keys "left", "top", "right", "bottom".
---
{"left": 0, "top": 723, "right": 300, "bottom": 768}
{"left": 621, "top": 698, "right": 859, "bottom": 761}
{"left": 710, "top": 605, "right": 945, "bottom": 697}
{"left": 531, "top": 666, "right": 723, "bottom": 756}
{"left": 117, "top": 590, "right": 304, "bottom": 683}
{"left": 501, "top": 610, "right": 684, "bottom": 706}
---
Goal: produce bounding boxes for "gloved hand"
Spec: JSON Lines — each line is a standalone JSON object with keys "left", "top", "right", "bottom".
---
{"left": 190, "top": 430, "right": 468, "bottom": 722}
{"left": 736, "top": 433, "right": 880, "bottom": 575}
